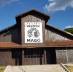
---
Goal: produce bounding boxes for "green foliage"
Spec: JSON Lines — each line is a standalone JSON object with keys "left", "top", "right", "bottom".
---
{"left": 64, "top": 27, "right": 73, "bottom": 34}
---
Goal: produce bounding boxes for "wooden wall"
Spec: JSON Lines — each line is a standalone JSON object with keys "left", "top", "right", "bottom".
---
{"left": 0, "top": 14, "right": 72, "bottom": 44}
{"left": 22, "top": 48, "right": 45, "bottom": 65}
{"left": 0, "top": 48, "right": 45, "bottom": 66}
{"left": 0, "top": 10, "right": 73, "bottom": 66}
{"left": 0, "top": 48, "right": 23, "bottom": 66}
{"left": 0, "top": 48, "right": 73, "bottom": 66}
{"left": 0, "top": 26, "right": 21, "bottom": 44}
{"left": 56, "top": 48, "right": 73, "bottom": 64}
{"left": 0, "top": 24, "right": 71, "bottom": 44}
{"left": 21, "top": 14, "right": 45, "bottom": 46}
{"left": 45, "top": 29, "right": 69, "bottom": 41}
{"left": 0, "top": 49, "right": 15, "bottom": 66}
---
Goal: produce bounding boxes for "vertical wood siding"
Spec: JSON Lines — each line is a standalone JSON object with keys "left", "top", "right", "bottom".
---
{"left": 21, "top": 14, "right": 45, "bottom": 46}
{"left": 67, "top": 48, "right": 73, "bottom": 63}
{"left": 0, "top": 48, "right": 73, "bottom": 66}
{"left": 0, "top": 49, "right": 15, "bottom": 66}
{"left": 0, "top": 27, "right": 21, "bottom": 44}
{"left": 22, "top": 48, "right": 44, "bottom": 65}
{"left": 56, "top": 48, "right": 67, "bottom": 63}
{"left": 45, "top": 29, "right": 69, "bottom": 41}
{"left": 56, "top": 48, "right": 73, "bottom": 64}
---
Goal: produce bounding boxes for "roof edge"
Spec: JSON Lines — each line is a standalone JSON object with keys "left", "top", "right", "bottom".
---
{"left": 0, "top": 24, "right": 16, "bottom": 33}
{"left": 16, "top": 8, "right": 50, "bottom": 18}
{"left": 46, "top": 24, "right": 73, "bottom": 37}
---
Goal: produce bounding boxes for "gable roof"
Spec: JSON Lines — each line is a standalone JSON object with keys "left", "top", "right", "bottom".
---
{"left": 45, "top": 40, "right": 73, "bottom": 47}
{"left": 46, "top": 24, "right": 73, "bottom": 39}
{"left": 1, "top": 9, "right": 73, "bottom": 38}
{"left": 0, "top": 42, "right": 20, "bottom": 48}
{"left": 15, "top": 9, "right": 50, "bottom": 23}
{"left": 0, "top": 23, "right": 73, "bottom": 39}
{"left": 0, "top": 9, "right": 73, "bottom": 48}
{"left": 0, "top": 25, "right": 73, "bottom": 48}
{"left": 0, "top": 24, "right": 17, "bottom": 34}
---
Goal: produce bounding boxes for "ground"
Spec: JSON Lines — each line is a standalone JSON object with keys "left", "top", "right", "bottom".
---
{"left": 65, "top": 65, "right": 73, "bottom": 72}
{"left": 1, "top": 65, "right": 73, "bottom": 72}
{"left": 0, "top": 66, "right": 6, "bottom": 72}
{"left": 3, "top": 65, "right": 66, "bottom": 72}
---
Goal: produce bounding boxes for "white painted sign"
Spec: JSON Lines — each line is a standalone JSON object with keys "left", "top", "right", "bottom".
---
{"left": 25, "top": 22, "right": 43, "bottom": 43}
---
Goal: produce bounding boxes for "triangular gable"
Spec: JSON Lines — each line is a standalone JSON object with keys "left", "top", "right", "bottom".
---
{"left": 45, "top": 24, "right": 73, "bottom": 41}
{"left": 0, "top": 9, "right": 73, "bottom": 47}
{"left": 16, "top": 9, "right": 50, "bottom": 23}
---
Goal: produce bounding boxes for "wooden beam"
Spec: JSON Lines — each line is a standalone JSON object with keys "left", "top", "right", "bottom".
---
{"left": 44, "top": 49, "right": 47, "bottom": 64}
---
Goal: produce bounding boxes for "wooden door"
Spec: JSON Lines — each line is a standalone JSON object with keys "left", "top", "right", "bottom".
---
{"left": 46, "top": 48, "right": 56, "bottom": 64}
{"left": 23, "top": 49, "right": 44, "bottom": 65}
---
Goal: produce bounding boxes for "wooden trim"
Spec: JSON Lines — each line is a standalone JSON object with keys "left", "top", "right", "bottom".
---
{"left": 22, "top": 50, "right": 24, "bottom": 65}
{"left": 44, "top": 49, "right": 46, "bottom": 64}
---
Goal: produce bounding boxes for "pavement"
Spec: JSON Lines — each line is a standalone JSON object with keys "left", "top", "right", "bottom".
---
{"left": 4, "top": 64, "right": 67, "bottom": 72}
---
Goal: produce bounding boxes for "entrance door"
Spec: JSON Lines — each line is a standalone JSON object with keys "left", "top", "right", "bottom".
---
{"left": 12, "top": 49, "right": 22, "bottom": 65}
{"left": 46, "top": 48, "right": 56, "bottom": 64}
{"left": 23, "top": 49, "right": 44, "bottom": 65}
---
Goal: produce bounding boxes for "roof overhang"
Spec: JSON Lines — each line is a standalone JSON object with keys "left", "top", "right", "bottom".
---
{"left": 0, "top": 40, "right": 73, "bottom": 49}
{"left": 15, "top": 9, "right": 50, "bottom": 23}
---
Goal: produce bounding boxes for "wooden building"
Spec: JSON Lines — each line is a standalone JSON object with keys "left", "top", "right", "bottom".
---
{"left": 0, "top": 9, "right": 73, "bottom": 66}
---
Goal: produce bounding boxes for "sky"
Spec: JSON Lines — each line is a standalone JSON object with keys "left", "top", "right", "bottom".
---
{"left": 0, "top": 0, "right": 73, "bottom": 30}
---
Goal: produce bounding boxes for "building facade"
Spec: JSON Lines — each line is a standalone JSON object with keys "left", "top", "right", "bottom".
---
{"left": 0, "top": 9, "right": 73, "bottom": 66}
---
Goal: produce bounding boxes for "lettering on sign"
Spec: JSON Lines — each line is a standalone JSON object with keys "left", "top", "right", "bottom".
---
{"left": 25, "top": 22, "right": 43, "bottom": 43}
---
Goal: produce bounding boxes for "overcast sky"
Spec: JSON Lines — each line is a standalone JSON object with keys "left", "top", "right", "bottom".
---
{"left": 0, "top": 0, "right": 73, "bottom": 30}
